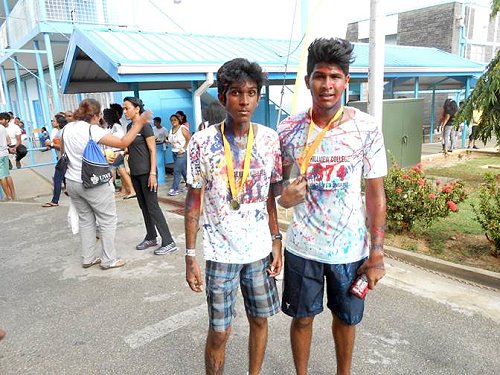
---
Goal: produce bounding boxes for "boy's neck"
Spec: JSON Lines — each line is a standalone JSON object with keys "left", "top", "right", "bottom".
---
{"left": 311, "top": 102, "right": 343, "bottom": 128}
{"left": 224, "top": 118, "right": 251, "bottom": 138}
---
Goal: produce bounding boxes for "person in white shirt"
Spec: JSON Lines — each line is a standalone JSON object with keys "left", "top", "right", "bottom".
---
{"left": 167, "top": 114, "right": 191, "bottom": 196}
{"left": 0, "top": 112, "right": 16, "bottom": 199}
{"left": 153, "top": 117, "right": 168, "bottom": 144}
{"left": 63, "top": 98, "right": 147, "bottom": 269}
{"left": 5, "top": 114, "right": 24, "bottom": 168}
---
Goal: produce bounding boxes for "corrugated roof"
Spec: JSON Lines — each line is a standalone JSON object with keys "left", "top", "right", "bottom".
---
{"left": 60, "top": 27, "right": 485, "bottom": 94}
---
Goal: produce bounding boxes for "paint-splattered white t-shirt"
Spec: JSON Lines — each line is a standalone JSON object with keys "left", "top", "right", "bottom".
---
{"left": 278, "top": 107, "right": 387, "bottom": 264}
{"left": 187, "top": 124, "right": 282, "bottom": 264}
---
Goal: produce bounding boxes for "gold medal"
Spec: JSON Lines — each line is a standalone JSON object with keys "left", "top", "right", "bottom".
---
{"left": 221, "top": 121, "right": 254, "bottom": 212}
{"left": 230, "top": 199, "right": 240, "bottom": 210}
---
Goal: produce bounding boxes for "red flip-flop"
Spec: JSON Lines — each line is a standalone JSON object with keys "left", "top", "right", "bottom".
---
{"left": 41, "top": 202, "right": 59, "bottom": 208}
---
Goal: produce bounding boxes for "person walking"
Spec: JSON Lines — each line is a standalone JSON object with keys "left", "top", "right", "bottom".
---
{"left": 122, "top": 97, "right": 177, "bottom": 256}
{"left": 167, "top": 114, "right": 191, "bottom": 196}
{"left": 63, "top": 98, "right": 146, "bottom": 269}
{"left": 278, "top": 38, "right": 387, "bottom": 375}
{"left": 439, "top": 99, "right": 459, "bottom": 153}
{"left": 184, "top": 58, "right": 283, "bottom": 375}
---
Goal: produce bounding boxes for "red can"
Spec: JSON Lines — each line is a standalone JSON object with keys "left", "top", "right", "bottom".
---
{"left": 350, "top": 274, "right": 368, "bottom": 299}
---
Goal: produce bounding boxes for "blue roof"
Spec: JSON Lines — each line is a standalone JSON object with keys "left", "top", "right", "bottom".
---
{"left": 60, "top": 27, "right": 485, "bottom": 94}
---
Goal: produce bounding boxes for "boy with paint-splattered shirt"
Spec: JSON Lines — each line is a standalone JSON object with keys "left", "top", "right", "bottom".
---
{"left": 187, "top": 124, "right": 282, "bottom": 263}
{"left": 279, "top": 107, "right": 386, "bottom": 264}
{"left": 184, "top": 58, "right": 283, "bottom": 375}
{"left": 277, "top": 38, "right": 387, "bottom": 375}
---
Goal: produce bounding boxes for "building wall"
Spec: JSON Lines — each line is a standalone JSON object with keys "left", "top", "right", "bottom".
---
{"left": 397, "top": 3, "right": 461, "bottom": 54}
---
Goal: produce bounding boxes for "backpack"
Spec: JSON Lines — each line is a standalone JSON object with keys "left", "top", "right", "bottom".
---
{"left": 81, "top": 126, "right": 112, "bottom": 188}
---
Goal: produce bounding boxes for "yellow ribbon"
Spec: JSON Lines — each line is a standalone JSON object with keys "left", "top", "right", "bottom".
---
{"left": 221, "top": 121, "right": 254, "bottom": 205}
{"left": 299, "top": 106, "right": 344, "bottom": 175}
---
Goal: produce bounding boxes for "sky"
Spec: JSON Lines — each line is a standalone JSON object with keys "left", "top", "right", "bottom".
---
{"left": 150, "top": 0, "right": 492, "bottom": 40}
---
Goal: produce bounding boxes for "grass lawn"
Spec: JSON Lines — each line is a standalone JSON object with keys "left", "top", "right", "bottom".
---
{"left": 385, "top": 154, "right": 500, "bottom": 273}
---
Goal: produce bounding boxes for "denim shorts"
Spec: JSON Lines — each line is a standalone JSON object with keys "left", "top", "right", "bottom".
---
{"left": 205, "top": 254, "right": 280, "bottom": 332}
{"left": 281, "top": 250, "right": 366, "bottom": 325}
{"left": 0, "top": 155, "right": 10, "bottom": 179}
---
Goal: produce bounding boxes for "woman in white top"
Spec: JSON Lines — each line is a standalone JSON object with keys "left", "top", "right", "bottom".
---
{"left": 63, "top": 98, "right": 146, "bottom": 269}
{"left": 167, "top": 114, "right": 191, "bottom": 196}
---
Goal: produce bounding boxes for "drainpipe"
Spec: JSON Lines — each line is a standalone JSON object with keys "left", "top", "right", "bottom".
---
{"left": 430, "top": 87, "right": 436, "bottom": 143}
{"left": 193, "top": 72, "right": 214, "bottom": 130}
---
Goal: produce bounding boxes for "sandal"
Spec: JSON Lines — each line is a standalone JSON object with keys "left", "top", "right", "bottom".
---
{"left": 82, "top": 257, "right": 102, "bottom": 269}
{"left": 100, "top": 258, "right": 125, "bottom": 270}
{"left": 41, "top": 202, "right": 59, "bottom": 208}
{"left": 123, "top": 194, "right": 136, "bottom": 200}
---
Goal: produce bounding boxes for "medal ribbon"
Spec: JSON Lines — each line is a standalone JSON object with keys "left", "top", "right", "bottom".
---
{"left": 221, "top": 121, "right": 254, "bottom": 203}
{"left": 299, "top": 106, "right": 344, "bottom": 175}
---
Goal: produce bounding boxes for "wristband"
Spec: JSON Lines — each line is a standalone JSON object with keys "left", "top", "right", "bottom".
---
{"left": 150, "top": 172, "right": 157, "bottom": 176}
{"left": 185, "top": 248, "right": 196, "bottom": 257}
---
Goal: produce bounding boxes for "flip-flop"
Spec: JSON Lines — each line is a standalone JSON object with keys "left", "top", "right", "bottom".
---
{"left": 123, "top": 194, "right": 136, "bottom": 200}
{"left": 41, "top": 202, "right": 59, "bottom": 207}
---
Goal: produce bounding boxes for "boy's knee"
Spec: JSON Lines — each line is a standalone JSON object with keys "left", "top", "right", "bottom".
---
{"left": 207, "top": 328, "right": 231, "bottom": 349}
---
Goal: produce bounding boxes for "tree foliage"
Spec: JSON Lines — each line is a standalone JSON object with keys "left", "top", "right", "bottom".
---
{"left": 455, "top": 1, "right": 500, "bottom": 146}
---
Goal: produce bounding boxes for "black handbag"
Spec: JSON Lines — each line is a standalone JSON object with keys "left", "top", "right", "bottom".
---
{"left": 55, "top": 128, "right": 69, "bottom": 174}
{"left": 55, "top": 153, "right": 69, "bottom": 173}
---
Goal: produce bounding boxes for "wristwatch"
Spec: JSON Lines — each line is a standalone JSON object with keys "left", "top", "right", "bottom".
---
{"left": 271, "top": 233, "right": 283, "bottom": 241}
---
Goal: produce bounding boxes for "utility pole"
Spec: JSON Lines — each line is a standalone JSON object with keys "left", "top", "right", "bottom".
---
{"left": 368, "top": 0, "right": 385, "bottom": 127}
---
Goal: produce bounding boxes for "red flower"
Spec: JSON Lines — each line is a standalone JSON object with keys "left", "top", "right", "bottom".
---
{"left": 436, "top": 180, "right": 441, "bottom": 186}
{"left": 418, "top": 178, "right": 425, "bottom": 187}
{"left": 410, "top": 163, "right": 423, "bottom": 173}
{"left": 395, "top": 188, "right": 403, "bottom": 194}
{"left": 442, "top": 186, "right": 452, "bottom": 193}
{"left": 428, "top": 193, "right": 436, "bottom": 199}
{"left": 446, "top": 200, "right": 458, "bottom": 212}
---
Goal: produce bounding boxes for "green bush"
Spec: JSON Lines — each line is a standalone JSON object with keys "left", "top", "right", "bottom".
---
{"left": 472, "top": 173, "right": 500, "bottom": 257}
{"left": 384, "top": 162, "right": 467, "bottom": 233}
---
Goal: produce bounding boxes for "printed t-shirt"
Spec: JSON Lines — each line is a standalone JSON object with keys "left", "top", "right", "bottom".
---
{"left": 63, "top": 121, "right": 107, "bottom": 183}
{"left": 127, "top": 122, "right": 154, "bottom": 176}
{"left": 278, "top": 107, "right": 387, "bottom": 265}
{"left": 187, "top": 123, "right": 282, "bottom": 264}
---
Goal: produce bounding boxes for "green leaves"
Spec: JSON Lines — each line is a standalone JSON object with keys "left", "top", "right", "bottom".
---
{"left": 472, "top": 172, "right": 500, "bottom": 256}
{"left": 455, "top": 50, "right": 500, "bottom": 147}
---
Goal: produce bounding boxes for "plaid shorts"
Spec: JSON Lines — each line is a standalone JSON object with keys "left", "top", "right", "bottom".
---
{"left": 205, "top": 254, "right": 280, "bottom": 332}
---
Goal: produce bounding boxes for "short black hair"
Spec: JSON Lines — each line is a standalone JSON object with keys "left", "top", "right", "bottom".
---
{"left": 153, "top": 117, "right": 161, "bottom": 123}
{"left": 307, "top": 38, "right": 355, "bottom": 76}
{"left": 0, "top": 112, "right": 10, "bottom": 121}
{"left": 110, "top": 103, "right": 124, "bottom": 117}
{"left": 103, "top": 108, "right": 119, "bottom": 127}
{"left": 216, "top": 58, "right": 267, "bottom": 98}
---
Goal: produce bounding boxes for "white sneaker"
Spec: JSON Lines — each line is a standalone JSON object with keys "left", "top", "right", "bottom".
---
{"left": 168, "top": 189, "right": 179, "bottom": 196}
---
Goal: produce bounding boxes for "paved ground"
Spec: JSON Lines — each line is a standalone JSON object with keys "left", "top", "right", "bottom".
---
{"left": 0, "top": 143, "right": 499, "bottom": 374}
